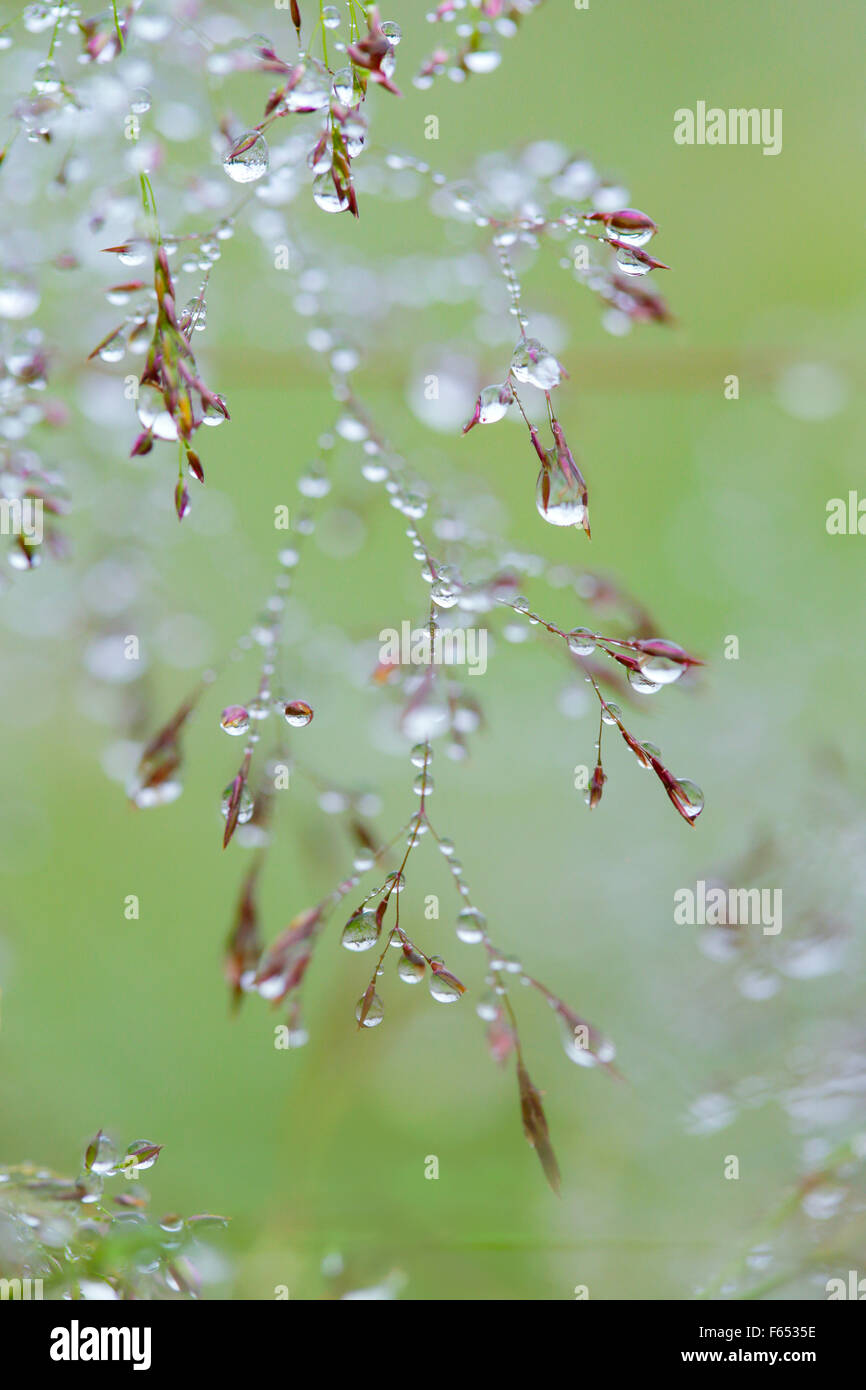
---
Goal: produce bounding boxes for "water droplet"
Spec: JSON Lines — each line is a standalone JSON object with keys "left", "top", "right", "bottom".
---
{"left": 464, "top": 50, "right": 501, "bottom": 74}
{"left": 410, "top": 743, "right": 430, "bottom": 768}
{"left": 322, "top": 5, "right": 341, "bottom": 28}
{"left": 431, "top": 577, "right": 459, "bottom": 608}
{"left": 567, "top": 627, "right": 595, "bottom": 656}
{"left": 536, "top": 456, "right": 587, "bottom": 528}
{"left": 298, "top": 467, "right": 331, "bottom": 498}
{"left": 640, "top": 654, "right": 685, "bottom": 686}
{"left": 476, "top": 383, "right": 512, "bottom": 423}
{"left": 284, "top": 700, "right": 314, "bottom": 727}
{"left": 121, "top": 1140, "right": 160, "bottom": 1174}
{"left": 381, "top": 20, "right": 402, "bottom": 45}
{"left": 221, "top": 783, "right": 254, "bottom": 824}
{"left": 614, "top": 245, "right": 651, "bottom": 277}
{"left": 356, "top": 992, "right": 384, "bottom": 1027}
{"left": 412, "top": 773, "right": 432, "bottom": 796}
{"left": 88, "top": 1134, "right": 118, "bottom": 1176}
{"left": 332, "top": 67, "right": 358, "bottom": 106}
{"left": 639, "top": 740, "right": 661, "bottom": 763}
{"left": 671, "top": 778, "right": 704, "bottom": 820}
{"left": 605, "top": 209, "right": 656, "bottom": 247}
{"left": 476, "top": 992, "right": 499, "bottom": 1021}
{"left": 286, "top": 63, "right": 331, "bottom": 111}
{"left": 136, "top": 384, "right": 178, "bottom": 441}
{"left": 129, "top": 87, "right": 152, "bottom": 115}
{"left": 0, "top": 278, "right": 40, "bottom": 320}
{"left": 511, "top": 338, "right": 562, "bottom": 391}
{"left": 384, "top": 871, "right": 405, "bottom": 894}
{"left": 223, "top": 130, "right": 269, "bottom": 184}
{"left": 601, "top": 703, "right": 621, "bottom": 726}
{"left": 397, "top": 948, "right": 425, "bottom": 983}
{"left": 341, "top": 909, "right": 380, "bottom": 952}
{"left": 33, "top": 59, "right": 60, "bottom": 94}
{"left": 98, "top": 332, "right": 126, "bottom": 364}
{"left": 312, "top": 172, "right": 350, "bottom": 214}
{"left": 627, "top": 667, "right": 661, "bottom": 694}
{"left": 456, "top": 907, "right": 486, "bottom": 944}
{"left": 220, "top": 705, "right": 250, "bottom": 736}
{"left": 429, "top": 968, "right": 463, "bottom": 1003}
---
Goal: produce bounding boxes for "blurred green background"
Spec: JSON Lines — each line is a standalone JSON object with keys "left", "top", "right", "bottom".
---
{"left": 1, "top": 0, "right": 864, "bottom": 1299}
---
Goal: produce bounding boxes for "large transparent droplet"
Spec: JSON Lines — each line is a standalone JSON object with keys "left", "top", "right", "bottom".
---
{"left": 464, "top": 50, "right": 501, "bottom": 74}
{"left": 536, "top": 462, "right": 586, "bottom": 528}
{"left": 221, "top": 783, "right": 254, "bottom": 824}
{"left": 511, "top": 337, "right": 561, "bottom": 391}
{"left": 672, "top": 778, "right": 704, "bottom": 820}
{"left": 429, "top": 969, "right": 462, "bottom": 1003}
{"left": 456, "top": 907, "right": 486, "bottom": 944}
{"left": 284, "top": 700, "right": 314, "bottom": 727}
{"left": 220, "top": 705, "right": 250, "bottom": 736}
{"left": 137, "top": 385, "right": 178, "bottom": 441}
{"left": 312, "top": 173, "right": 350, "bottom": 214}
{"left": 355, "top": 992, "right": 384, "bottom": 1027}
{"left": 223, "top": 130, "right": 269, "bottom": 184}
{"left": 341, "top": 909, "right": 380, "bottom": 952}
{"left": 567, "top": 627, "right": 596, "bottom": 656}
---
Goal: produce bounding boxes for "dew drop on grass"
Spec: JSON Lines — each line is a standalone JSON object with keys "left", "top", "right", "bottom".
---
{"left": 284, "top": 700, "right": 313, "bottom": 727}
{"left": 88, "top": 1134, "right": 118, "bottom": 1176}
{"left": 511, "top": 337, "right": 561, "bottom": 390}
{"left": 614, "top": 246, "right": 651, "bottom": 277}
{"left": 601, "top": 703, "right": 621, "bottom": 726}
{"left": 397, "top": 950, "right": 425, "bottom": 984}
{"left": 0, "top": 279, "right": 40, "bottom": 319}
{"left": 332, "top": 67, "right": 355, "bottom": 104}
{"left": 131, "top": 778, "right": 183, "bottom": 809}
{"left": 456, "top": 907, "right": 486, "bottom": 944}
{"left": 129, "top": 87, "right": 152, "bottom": 115}
{"left": 627, "top": 667, "right": 661, "bottom": 694}
{"left": 355, "top": 992, "right": 384, "bottom": 1027}
{"left": 222, "top": 130, "right": 269, "bottom": 184}
{"left": 23, "top": 4, "right": 55, "bottom": 34}
{"left": 535, "top": 464, "right": 587, "bottom": 528}
{"left": 429, "top": 970, "right": 462, "bottom": 1004}
{"left": 312, "top": 173, "right": 350, "bottom": 214}
{"left": 567, "top": 627, "right": 596, "bottom": 656}
{"left": 476, "top": 993, "right": 499, "bottom": 1021}
{"left": 98, "top": 332, "right": 126, "bottom": 363}
{"left": 322, "top": 5, "right": 341, "bottom": 28}
{"left": 640, "top": 654, "right": 685, "bottom": 685}
{"left": 431, "top": 578, "right": 459, "bottom": 607}
{"left": 672, "top": 778, "right": 704, "bottom": 819}
{"left": 136, "top": 385, "right": 178, "bottom": 441}
{"left": 33, "top": 60, "right": 60, "bottom": 93}
{"left": 341, "top": 909, "right": 380, "bottom": 952}
{"left": 464, "top": 50, "right": 501, "bottom": 74}
{"left": 220, "top": 783, "right": 254, "bottom": 824}
{"left": 477, "top": 383, "right": 511, "bottom": 423}
{"left": 220, "top": 705, "right": 250, "bottom": 736}
{"left": 122, "top": 1140, "right": 160, "bottom": 1174}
